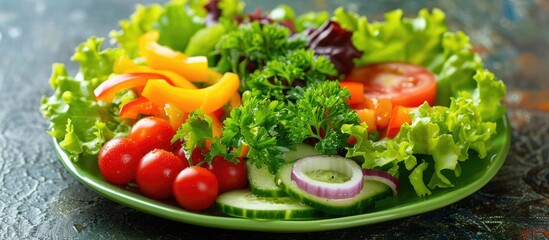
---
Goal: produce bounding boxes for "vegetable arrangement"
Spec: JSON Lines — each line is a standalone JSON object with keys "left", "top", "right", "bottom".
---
{"left": 40, "top": 0, "right": 507, "bottom": 220}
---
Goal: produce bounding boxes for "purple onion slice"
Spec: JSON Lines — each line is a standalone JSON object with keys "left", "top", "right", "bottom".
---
{"left": 290, "top": 155, "right": 364, "bottom": 199}
{"left": 362, "top": 169, "right": 400, "bottom": 196}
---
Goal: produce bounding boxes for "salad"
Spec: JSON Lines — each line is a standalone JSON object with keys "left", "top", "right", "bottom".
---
{"left": 40, "top": 0, "right": 507, "bottom": 220}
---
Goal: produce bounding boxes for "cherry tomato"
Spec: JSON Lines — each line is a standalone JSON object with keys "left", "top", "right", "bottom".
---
{"left": 98, "top": 138, "right": 142, "bottom": 185}
{"left": 173, "top": 166, "right": 218, "bottom": 211}
{"left": 129, "top": 116, "right": 176, "bottom": 153}
{"left": 207, "top": 156, "right": 248, "bottom": 193}
{"left": 136, "top": 149, "right": 185, "bottom": 199}
{"left": 345, "top": 62, "right": 437, "bottom": 107}
{"left": 173, "top": 146, "right": 205, "bottom": 167}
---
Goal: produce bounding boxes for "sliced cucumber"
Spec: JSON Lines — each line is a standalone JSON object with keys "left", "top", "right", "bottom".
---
{"left": 276, "top": 162, "right": 391, "bottom": 215}
{"left": 215, "top": 189, "right": 323, "bottom": 220}
{"left": 247, "top": 162, "right": 286, "bottom": 197}
{"left": 246, "top": 144, "right": 320, "bottom": 197}
{"left": 283, "top": 143, "right": 320, "bottom": 163}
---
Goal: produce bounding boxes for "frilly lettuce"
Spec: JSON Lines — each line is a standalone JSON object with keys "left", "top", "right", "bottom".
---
{"left": 337, "top": 8, "right": 506, "bottom": 196}
{"left": 40, "top": 40, "right": 130, "bottom": 162}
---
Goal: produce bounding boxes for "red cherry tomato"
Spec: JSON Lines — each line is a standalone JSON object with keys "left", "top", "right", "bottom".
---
{"left": 207, "top": 156, "right": 248, "bottom": 193}
{"left": 129, "top": 116, "right": 176, "bottom": 153}
{"left": 345, "top": 62, "right": 437, "bottom": 107}
{"left": 136, "top": 149, "right": 185, "bottom": 199}
{"left": 173, "top": 146, "right": 205, "bottom": 167}
{"left": 98, "top": 138, "right": 142, "bottom": 185}
{"left": 173, "top": 146, "right": 209, "bottom": 167}
{"left": 173, "top": 166, "right": 218, "bottom": 211}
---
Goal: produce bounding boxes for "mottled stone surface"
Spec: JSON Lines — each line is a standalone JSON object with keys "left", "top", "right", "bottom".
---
{"left": 0, "top": 0, "right": 547, "bottom": 239}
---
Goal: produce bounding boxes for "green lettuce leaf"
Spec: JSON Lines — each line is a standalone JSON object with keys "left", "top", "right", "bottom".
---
{"left": 71, "top": 37, "right": 123, "bottom": 87}
{"left": 344, "top": 94, "right": 499, "bottom": 196}
{"left": 109, "top": 4, "right": 164, "bottom": 57}
{"left": 295, "top": 11, "right": 330, "bottom": 33}
{"left": 40, "top": 39, "right": 130, "bottom": 162}
{"left": 469, "top": 70, "right": 507, "bottom": 121}
{"left": 153, "top": 1, "right": 205, "bottom": 52}
{"left": 109, "top": 0, "right": 208, "bottom": 57}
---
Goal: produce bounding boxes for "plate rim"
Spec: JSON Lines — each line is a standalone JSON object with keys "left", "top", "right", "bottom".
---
{"left": 53, "top": 115, "right": 511, "bottom": 232}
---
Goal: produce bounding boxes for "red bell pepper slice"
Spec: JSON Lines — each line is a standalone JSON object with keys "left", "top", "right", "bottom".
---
{"left": 94, "top": 72, "right": 171, "bottom": 102}
{"left": 119, "top": 97, "right": 165, "bottom": 119}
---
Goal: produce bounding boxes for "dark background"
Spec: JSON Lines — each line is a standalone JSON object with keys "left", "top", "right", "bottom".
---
{"left": 0, "top": 0, "right": 548, "bottom": 239}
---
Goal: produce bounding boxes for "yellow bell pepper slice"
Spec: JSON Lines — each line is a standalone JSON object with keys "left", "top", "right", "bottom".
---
{"left": 138, "top": 31, "right": 209, "bottom": 82}
{"left": 206, "top": 68, "right": 242, "bottom": 109}
{"left": 141, "top": 72, "right": 240, "bottom": 114}
{"left": 113, "top": 56, "right": 197, "bottom": 90}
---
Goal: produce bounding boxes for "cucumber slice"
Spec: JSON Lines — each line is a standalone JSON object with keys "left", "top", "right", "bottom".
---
{"left": 276, "top": 162, "right": 391, "bottom": 215}
{"left": 247, "top": 162, "right": 286, "bottom": 197}
{"left": 283, "top": 143, "right": 320, "bottom": 163}
{"left": 246, "top": 144, "right": 320, "bottom": 197}
{"left": 215, "top": 189, "right": 323, "bottom": 220}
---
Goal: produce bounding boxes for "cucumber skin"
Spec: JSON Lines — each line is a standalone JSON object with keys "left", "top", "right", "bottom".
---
{"left": 276, "top": 163, "right": 391, "bottom": 216}
{"left": 215, "top": 189, "right": 324, "bottom": 220}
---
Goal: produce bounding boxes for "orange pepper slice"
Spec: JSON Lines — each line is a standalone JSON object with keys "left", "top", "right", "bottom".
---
{"left": 340, "top": 81, "right": 366, "bottom": 105}
{"left": 113, "top": 56, "right": 197, "bottom": 89}
{"left": 138, "top": 31, "right": 209, "bottom": 82}
{"left": 384, "top": 106, "right": 413, "bottom": 138}
{"left": 141, "top": 72, "right": 240, "bottom": 114}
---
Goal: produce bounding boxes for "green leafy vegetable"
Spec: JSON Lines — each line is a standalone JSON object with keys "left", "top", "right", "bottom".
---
{"left": 268, "top": 4, "right": 296, "bottom": 22}
{"left": 172, "top": 110, "right": 214, "bottom": 155}
{"left": 153, "top": 1, "right": 205, "bottom": 52}
{"left": 344, "top": 94, "right": 499, "bottom": 196}
{"left": 214, "top": 21, "right": 307, "bottom": 85}
{"left": 287, "top": 81, "right": 359, "bottom": 155}
{"left": 468, "top": 70, "right": 507, "bottom": 121}
{"left": 71, "top": 37, "right": 123, "bottom": 87}
{"left": 219, "top": 93, "right": 291, "bottom": 173}
{"left": 110, "top": 0, "right": 209, "bottom": 57}
{"left": 246, "top": 49, "right": 338, "bottom": 101}
{"left": 185, "top": 24, "right": 227, "bottom": 56}
{"left": 294, "top": 11, "right": 330, "bottom": 33}
{"left": 40, "top": 63, "right": 130, "bottom": 162}
{"left": 109, "top": 4, "right": 164, "bottom": 57}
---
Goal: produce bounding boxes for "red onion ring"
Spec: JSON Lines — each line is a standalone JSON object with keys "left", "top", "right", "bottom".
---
{"left": 291, "top": 155, "right": 364, "bottom": 199}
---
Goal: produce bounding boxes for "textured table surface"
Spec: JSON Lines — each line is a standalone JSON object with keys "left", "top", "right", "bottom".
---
{"left": 0, "top": 0, "right": 548, "bottom": 239}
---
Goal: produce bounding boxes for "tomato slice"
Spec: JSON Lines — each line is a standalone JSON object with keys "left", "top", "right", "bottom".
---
{"left": 344, "top": 62, "right": 437, "bottom": 107}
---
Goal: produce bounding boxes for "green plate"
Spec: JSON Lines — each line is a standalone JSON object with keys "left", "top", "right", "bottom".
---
{"left": 54, "top": 115, "right": 510, "bottom": 232}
